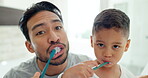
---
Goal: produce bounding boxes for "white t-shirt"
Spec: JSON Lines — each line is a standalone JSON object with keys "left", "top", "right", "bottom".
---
{"left": 92, "top": 65, "right": 137, "bottom": 78}
{"left": 141, "top": 63, "right": 148, "bottom": 75}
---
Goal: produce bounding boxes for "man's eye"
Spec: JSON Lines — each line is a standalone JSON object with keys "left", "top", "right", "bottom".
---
{"left": 55, "top": 26, "right": 62, "bottom": 30}
{"left": 97, "top": 43, "right": 104, "bottom": 47}
{"left": 36, "top": 31, "right": 45, "bottom": 35}
{"left": 113, "top": 45, "right": 120, "bottom": 49}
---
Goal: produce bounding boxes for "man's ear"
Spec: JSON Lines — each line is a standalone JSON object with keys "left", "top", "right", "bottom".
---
{"left": 90, "top": 36, "right": 94, "bottom": 48}
{"left": 124, "top": 39, "right": 131, "bottom": 52}
{"left": 25, "top": 41, "right": 35, "bottom": 53}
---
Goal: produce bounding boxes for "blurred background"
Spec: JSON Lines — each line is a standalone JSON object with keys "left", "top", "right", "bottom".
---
{"left": 0, "top": 0, "right": 148, "bottom": 77}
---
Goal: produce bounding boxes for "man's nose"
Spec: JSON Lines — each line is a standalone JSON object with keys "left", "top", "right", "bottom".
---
{"left": 48, "top": 31, "right": 60, "bottom": 43}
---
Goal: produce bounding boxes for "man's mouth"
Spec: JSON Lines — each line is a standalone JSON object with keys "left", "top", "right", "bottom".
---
{"left": 51, "top": 46, "right": 64, "bottom": 59}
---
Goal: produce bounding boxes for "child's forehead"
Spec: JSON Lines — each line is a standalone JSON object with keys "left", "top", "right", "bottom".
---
{"left": 93, "top": 28, "right": 126, "bottom": 39}
{"left": 93, "top": 28, "right": 128, "bottom": 44}
{"left": 94, "top": 28, "right": 121, "bottom": 34}
{"left": 93, "top": 27, "right": 128, "bottom": 39}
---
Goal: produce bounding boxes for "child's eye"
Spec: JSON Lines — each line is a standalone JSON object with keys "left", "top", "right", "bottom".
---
{"left": 113, "top": 45, "right": 120, "bottom": 49}
{"left": 97, "top": 43, "right": 104, "bottom": 47}
{"left": 55, "top": 26, "right": 62, "bottom": 30}
{"left": 36, "top": 31, "right": 45, "bottom": 35}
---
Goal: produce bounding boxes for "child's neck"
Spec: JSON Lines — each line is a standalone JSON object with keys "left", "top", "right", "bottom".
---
{"left": 95, "top": 64, "right": 121, "bottom": 78}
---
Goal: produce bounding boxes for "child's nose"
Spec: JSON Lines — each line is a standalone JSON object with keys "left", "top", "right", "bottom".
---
{"left": 103, "top": 49, "right": 112, "bottom": 58}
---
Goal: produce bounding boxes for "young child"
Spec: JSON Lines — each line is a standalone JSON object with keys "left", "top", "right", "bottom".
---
{"left": 32, "top": 8, "right": 147, "bottom": 78}
{"left": 90, "top": 9, "right": 136, "bottom": 78}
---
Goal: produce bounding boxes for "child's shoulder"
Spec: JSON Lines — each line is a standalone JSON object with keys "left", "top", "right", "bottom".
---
{"left": 119, "top": 65, "right": 137, "bottom": 78}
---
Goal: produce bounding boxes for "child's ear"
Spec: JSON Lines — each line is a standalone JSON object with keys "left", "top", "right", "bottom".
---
{"left": 124, "top": 39, "right": 131, "bottom": 52}
{"left": 25, "top": 41, "right": 35, "bottom": 53}
{"left": 90, "top": 36, "right": 94, "bottom": 47}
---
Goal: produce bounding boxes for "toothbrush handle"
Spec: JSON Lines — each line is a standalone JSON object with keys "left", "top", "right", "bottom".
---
{"left": 40, "top": 49, "right": 56, "bottom": 78}
{"left": 92, "top": 62, "right": 109, "bottom": 70}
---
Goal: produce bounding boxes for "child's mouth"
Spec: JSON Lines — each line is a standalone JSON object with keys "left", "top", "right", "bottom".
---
{"left": 102, "top": 60, "right": 112, "bottom": 65}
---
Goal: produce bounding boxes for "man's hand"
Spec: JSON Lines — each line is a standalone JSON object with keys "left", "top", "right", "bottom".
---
{"left": 62, "top": 60, "right": 98, "bottom": 78}
{"left": 32, "top": 72, "right": 40, "bottom": 78}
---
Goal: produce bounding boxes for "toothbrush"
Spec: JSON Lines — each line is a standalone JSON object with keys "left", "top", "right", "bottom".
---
{"left": 92, "top": 62, "right": 109, "bottom": 70}
{"left": 40, "top": 49, "right": 56, "bottom": 78}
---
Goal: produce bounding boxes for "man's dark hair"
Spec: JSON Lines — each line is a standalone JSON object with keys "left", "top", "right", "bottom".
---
{"left": 19, "top": 1, "right": 63, "bottom": 41}
{"left": 92, "top": 9, "right": 130, "bottom": 38}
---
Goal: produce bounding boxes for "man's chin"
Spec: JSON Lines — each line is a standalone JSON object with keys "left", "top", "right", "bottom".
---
{"left": 49, "top": 59, "right": 66, "bottom": 66}
{"left": 49, "top": 55, "right": 67, "bottom": 66}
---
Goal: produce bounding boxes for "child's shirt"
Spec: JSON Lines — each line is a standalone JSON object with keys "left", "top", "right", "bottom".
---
{"left": 92, "top": 65, "right": 137, "bottom": 78}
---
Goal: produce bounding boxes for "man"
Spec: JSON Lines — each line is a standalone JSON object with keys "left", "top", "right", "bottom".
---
{"left": 3, "top": 1, "right": 96, "bottom": 78}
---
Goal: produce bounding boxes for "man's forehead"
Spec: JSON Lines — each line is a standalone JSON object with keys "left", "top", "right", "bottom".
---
{"left": 27, "top": 11, "right": 61, "bottom": 29}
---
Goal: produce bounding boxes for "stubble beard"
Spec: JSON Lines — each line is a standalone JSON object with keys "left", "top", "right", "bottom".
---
{"left": 36, "top": 43, "right": 69, "bottom": 66}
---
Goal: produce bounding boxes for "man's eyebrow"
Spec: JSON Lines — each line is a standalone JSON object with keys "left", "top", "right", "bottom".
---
{"left": 32, "top": 23, "right": 44, "bottom": 31}
{"left": 31, "top": 19, "right": 62, "bottom": 31}
{"left": 51, "top": 19, "right": 62, "bottom": 23}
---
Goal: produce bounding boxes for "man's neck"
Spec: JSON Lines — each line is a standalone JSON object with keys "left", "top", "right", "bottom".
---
{"left": 37, "top": 59, "right": 68, "bottom": 76}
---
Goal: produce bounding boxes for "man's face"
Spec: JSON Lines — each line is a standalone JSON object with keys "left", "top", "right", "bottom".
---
{"left": 26, "top": 11, "right": 69, "bottom": 65}
{"left": 91, "top": 28, "right": 130, "bottom": 68}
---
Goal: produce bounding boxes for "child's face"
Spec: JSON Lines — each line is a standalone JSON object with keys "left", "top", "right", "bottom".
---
{"left": 91, "top": 28, "right": 130, "bottom": 68}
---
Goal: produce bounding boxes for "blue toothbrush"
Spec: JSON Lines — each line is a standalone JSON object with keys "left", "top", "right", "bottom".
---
{"left": 92, "top": 62, "right": 109, "bottom": 70}
{"left": 40, "top": 49, "right": 56, "bottom": 78}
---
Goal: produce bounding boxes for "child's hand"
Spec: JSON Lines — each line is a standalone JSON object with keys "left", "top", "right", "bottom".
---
{"left": 32, "top": 72, "right": 40, "bottom": 78}
{"left": 139, "top": 75, "right": 148, "bottom": 78}
{"left": 62, "top": 60, "right": 98, "bottom": 78}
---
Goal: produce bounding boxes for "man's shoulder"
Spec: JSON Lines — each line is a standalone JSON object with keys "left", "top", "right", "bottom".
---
{"left": 64, "top": 53, "right": 92, "bottom": 70}
{"left": 68, "top": 53, "right": 92, "bottom": 62}
{"left": 3, "top": 57, "right": 37, "bottom": 78}
{"left": 14, "top": 57, "right": 36, "bottom": 70}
